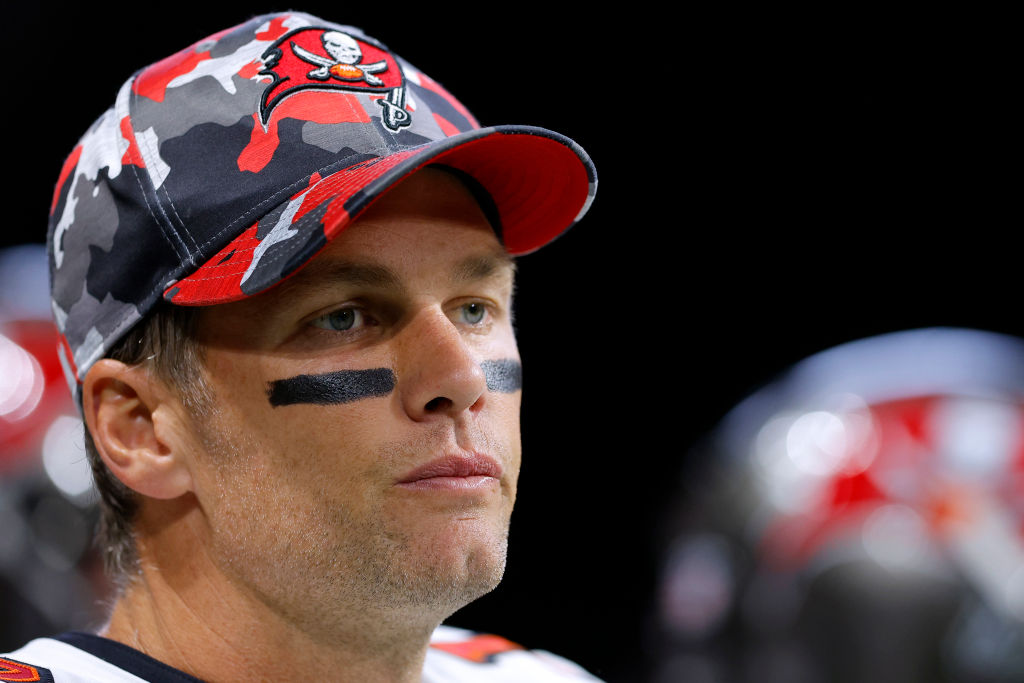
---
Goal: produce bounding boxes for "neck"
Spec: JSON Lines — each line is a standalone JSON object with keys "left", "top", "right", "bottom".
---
{"left": 101, "top": 500, "right": 440, "bottom": 683}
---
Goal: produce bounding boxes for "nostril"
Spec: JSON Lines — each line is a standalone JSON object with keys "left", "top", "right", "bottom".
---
{"left": 424, "top": 397, "right": 452, "bottom": 412}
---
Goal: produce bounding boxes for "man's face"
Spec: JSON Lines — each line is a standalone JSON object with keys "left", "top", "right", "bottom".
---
{"left": 174, "top": 169, "right": 521, "bottom": 631}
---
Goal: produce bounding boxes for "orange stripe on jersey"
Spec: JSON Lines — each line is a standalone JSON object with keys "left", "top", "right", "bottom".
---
{"left": 431, "top": 633, "right": 525, "bottom": 663}
{"left": 0, "top": 658, "right": 41, "bottom": 682}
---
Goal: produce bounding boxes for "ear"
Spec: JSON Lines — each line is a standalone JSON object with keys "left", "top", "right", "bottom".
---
{"left": 82, "top": 359, "right": 195, "bottom": 500}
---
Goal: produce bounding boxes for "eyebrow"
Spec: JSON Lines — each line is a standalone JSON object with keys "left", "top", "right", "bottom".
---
{"left": 451, "top": 249, "right": 517, "bottom": 284}
{"left": 295, "top": 261, "right": 402, "bottom": 290}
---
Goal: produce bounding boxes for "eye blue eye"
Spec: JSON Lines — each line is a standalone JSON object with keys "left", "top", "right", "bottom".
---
{"left": 462, "top": 303, "right": 486, "bottom": 324}
{"left": 312, "top": 308, "right": 362, "bottom": 331}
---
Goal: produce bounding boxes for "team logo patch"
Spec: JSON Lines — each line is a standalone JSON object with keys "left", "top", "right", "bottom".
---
{"left": 0, "top": 657, "right": 51, "bottom": 682}
{"left": 259, "top": 27, "right": 410, "bottom": 131}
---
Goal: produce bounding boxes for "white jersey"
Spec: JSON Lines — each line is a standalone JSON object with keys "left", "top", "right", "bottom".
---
{"left": 2, "top": 625, "right": 602, "bottom": 682}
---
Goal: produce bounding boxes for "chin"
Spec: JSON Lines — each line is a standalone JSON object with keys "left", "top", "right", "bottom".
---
{"left": 392, "top": 518, "right": 510, "bottom": 613}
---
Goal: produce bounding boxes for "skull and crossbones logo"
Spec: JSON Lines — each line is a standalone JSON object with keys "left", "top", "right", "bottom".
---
{"left": 291, "top": 31, "right": 388, "bottom": 86}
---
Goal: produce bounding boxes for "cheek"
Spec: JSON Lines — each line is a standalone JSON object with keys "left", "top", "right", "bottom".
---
{"left": 191, "top": 400, "right": 391, "bottom": 559}
{"left": 196, "top": 374, "right": 391, "bottom": 498}
{"left": 491, "top": 392, "right": 523, "bottom": 479}
{"left": 259, "top": 402, "right": 391, "bottom": 481}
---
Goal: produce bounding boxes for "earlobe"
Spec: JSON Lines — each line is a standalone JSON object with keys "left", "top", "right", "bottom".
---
{"left": 83, "top": 359, "right": 194, "bottom": 500}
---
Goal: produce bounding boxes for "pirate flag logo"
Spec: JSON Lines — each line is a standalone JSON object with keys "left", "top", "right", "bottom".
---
{"left": 259, "top": 27, "right": 411, "bottom": 131}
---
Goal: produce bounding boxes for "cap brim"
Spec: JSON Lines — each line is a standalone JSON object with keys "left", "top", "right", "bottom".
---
{"left": 164, "top": 125, "right": 596, "bottom": 306}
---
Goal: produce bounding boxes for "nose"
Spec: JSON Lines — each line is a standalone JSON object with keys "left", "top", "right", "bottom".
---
{"left": 397, "top": 307, "right": 487, "bottom": 421}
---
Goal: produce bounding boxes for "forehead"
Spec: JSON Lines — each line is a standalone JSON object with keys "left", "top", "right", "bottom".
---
{"left": 295, "top": 168, "right": 512, "bottom": 286}
{"left": 201, "top": 169, "right": 514, "bottom": 324}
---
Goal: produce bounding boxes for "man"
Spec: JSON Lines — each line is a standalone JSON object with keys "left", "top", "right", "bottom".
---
{"left": 2, "top": 10, "right": 598, "bottom": 683}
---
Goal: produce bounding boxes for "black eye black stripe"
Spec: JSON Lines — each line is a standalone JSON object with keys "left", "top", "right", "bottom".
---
{"left": 481, "top": 359, "right": 522, "bottom": 393}
{"left": 267, "top": 359, "right": 522, "bottom": 406}
{"left": 267, "top": 368, "right": 395, "bottom": 406}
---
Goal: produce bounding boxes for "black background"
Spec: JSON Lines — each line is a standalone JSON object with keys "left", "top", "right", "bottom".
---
{"left": 8, "top": 5, "right": 1017, "bottom": 680}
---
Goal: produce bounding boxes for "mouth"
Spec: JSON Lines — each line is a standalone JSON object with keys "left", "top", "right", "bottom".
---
{"left": 396, "top": 454, "right": 503, "bottom": 492}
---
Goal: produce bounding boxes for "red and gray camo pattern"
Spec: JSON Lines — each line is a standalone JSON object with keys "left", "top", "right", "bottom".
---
{"left": 46, "top": 11, "right": 596, "bottom": 398}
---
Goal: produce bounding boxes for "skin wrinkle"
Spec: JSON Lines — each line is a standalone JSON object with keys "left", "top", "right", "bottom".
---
{"left": 122, "top": 556, "right": 200, "bottom": 678}
{"left": 170, "top": 502, "right": 257, "bottom": 677}
{"left": 155, "top": 603, "right": 200, "bottom": 680}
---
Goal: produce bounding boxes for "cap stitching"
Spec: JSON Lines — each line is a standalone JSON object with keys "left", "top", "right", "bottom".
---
{"left": 130, "top": 98, "right": 199, "bottom": 254}
{"left": 177, "top": 245, "right": 260, "bottom": 282}
{"left": 129, "top": 81, "right": 197, "bottom": 252}
{"left": 124, "top": 154, "right": 182, "bottom": 259}
{"left": 121, "top": 80, "right": 191, "bottom": 261}
{"left": 160, "top": 186, "right": 199, "bottom": 258}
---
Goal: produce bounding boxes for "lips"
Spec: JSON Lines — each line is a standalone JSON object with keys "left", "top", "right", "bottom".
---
{"left": 398, "top": 454, "right": 502, "bottom": 483}
{"left": 397, "top": 454, "right": 502, "bottom": 488}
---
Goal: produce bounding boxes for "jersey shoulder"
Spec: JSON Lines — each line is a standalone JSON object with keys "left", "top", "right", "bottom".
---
{"left": 3, "top": 637, "right": 143, "bottom": 683}
{"left": 424, "top": 624, "right": 603, "bottom": 682}
{"left": 6, "top": 627, "right": 602, "bottom": 682}
{"left": 3, "top": 634, "right": 201, "bottom": 683}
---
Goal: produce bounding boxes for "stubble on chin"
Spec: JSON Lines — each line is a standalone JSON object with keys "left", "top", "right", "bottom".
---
{"left": 192, "top": 407, "right": 515, "bottom": 633}
{"left": 212, "top": 489, "right": 512, "bottom": 637}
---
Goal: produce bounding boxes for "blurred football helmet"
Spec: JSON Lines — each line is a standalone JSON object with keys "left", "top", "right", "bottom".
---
{"left": 653, "top": 328, "right": 1024, "bottom": 683}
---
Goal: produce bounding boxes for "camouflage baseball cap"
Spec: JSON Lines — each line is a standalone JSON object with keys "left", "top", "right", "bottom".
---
{"left": 47, "top": 11, "right": 596, "bottom": 399}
